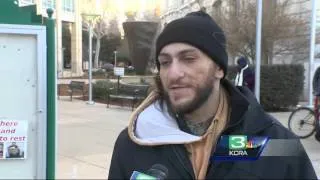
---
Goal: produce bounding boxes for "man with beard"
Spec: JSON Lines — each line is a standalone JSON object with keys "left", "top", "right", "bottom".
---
{"left": 108, "top": 11, "right": 316, "bottom": 179}
{"left": 6, "top": 142, "right": 23, "bottom": 158}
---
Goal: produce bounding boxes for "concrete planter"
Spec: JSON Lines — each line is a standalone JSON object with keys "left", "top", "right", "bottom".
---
{"left": 122, "top": 21, "right": 159, "bottom": 75}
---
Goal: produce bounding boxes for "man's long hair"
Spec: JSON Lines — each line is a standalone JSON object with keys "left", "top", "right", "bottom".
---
{"left": 151, "top": 74, "right": 177, "bottom": 118}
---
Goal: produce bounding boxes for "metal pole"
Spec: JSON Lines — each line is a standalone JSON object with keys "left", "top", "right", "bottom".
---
{"left": 308, "top": 0, "right": 317, "bottom": 107}
{"left": 87, "top": 24, "right": 94, "bottom": 105}
{"left": 255, "top": 0, "right": 263, "bottom": 103}
{"left": 114, "top": 51, "right": 117, "bottom": 67}
{"left": 46, "top": 8, "right": 56, "bottom": 180}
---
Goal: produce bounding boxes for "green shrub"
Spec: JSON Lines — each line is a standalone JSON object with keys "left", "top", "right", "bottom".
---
{"left": 92, "top": 69, "right": 106, "bottom": 78}
{"left": 105, "top": 71, "right": 116, "bottom": 79}
{"left": 93, "top": 80, "right": 116, "bottom": 99}
{"left": 125, "top": 68, "right": 136, "bottom": 75}
{"left": 226, "top": 64, "right": 304, "bottom": 111}
{"left": 260, "top": 64, "right": 304, "bottom": 111}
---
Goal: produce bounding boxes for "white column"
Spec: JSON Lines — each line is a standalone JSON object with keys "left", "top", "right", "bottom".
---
{"left": 56, "top": 0, "right": 63, "bottom": 78}
{"left": 71, "top": 0, "right": 83, "bottom": 76}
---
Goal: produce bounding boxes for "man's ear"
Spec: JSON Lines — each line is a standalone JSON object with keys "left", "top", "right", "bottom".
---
{"left": 214, "top": 66, "right": 224, "bottom": 79}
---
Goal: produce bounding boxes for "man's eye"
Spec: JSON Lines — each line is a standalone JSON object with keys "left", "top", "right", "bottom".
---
{"left": 159, "top": 61, "right": 170, "bottom": 66}
{"left": 184, "top": 56, "right": 196, "bottom": 61}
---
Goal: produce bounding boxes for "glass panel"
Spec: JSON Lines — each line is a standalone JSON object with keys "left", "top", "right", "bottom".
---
{"left": 63, "top": 0, "right": 74, "bottom": 13}
{"left": 19, "top": 0, "right": 35, "bottom": 6}
{"left": 43, "top": 0, "right": 56, "bottom": 9}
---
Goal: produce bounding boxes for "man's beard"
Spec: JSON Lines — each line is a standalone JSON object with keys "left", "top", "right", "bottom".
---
{"left": 164, "top": 77, "right": 214, "bottom": 115}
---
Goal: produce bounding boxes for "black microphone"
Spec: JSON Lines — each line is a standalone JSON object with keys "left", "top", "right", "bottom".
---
{"left": 130, "top": 164, "right": 169, "bottom": 180}
{"left": 146, "top": 164, "right": 169, "bottom": 179}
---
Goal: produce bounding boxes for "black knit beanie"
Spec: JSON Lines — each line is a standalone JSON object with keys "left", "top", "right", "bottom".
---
{"left": 156, "top": 11, "right": 228, "bottom": 77}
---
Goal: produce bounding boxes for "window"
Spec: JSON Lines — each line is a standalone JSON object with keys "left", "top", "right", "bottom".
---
{"left": 43, "top": 0, "right": 55, "bottom": 9}
{"left": 18, "top": 0, "right": 35, "bottom": 6}
{"left": 63, "top": 0, "right": 74, "bottom": 13}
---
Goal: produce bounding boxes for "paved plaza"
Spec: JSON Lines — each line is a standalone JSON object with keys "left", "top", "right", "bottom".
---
{"left": 56, "top": 97, "right": 320, "bottom": 179}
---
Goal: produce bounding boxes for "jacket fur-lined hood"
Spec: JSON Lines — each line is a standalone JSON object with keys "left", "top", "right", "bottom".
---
{"left": 128, "top": 91, "right": 203, "bottom": 146}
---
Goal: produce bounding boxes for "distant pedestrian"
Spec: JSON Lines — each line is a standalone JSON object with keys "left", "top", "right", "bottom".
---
{"left": 315, "top": 127, "right": 320, "bottom": 142}
{"left": 312, "top": 66, "right": 320, "bottom": 142}
{"left": 313, "top": 66, "right": 320, "bottom": 96}
{"left": 234, "top": 57, "right": 255, "bottom": 92}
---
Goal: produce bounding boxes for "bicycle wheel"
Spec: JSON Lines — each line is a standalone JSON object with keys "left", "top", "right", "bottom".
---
{"left": 288, "top": 107, "right": 316, "bottom": 138}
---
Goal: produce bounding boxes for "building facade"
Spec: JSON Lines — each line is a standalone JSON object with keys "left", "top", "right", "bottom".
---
{"left": 19, "top": 0, "right": 165, "bottom": 77}
{"left": 160, "top": 0, "right": 320, "bottom": 64}
{"left": 19, "top": 0, "right": 83, "bottom": 77}
{"left": 160, "top": 0, "right": 320, "bottom": 101}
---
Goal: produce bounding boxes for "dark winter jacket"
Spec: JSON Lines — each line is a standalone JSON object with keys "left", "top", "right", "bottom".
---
{"left": 312, "top": 67, "right": 320, "bottom": 142}
{"left": 243, "top": 67, "right": 255, "bottom": 92}
{"left": 108, "top": 80, "right": 317, "bottom": 179}
{"left": 313, "top": 66, "right": 320, "bottom": 96}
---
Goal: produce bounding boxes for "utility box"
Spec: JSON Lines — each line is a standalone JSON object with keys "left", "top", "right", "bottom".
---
{"left": 0, "top": 23, "right": 47, "bottom": 180}
{"left": 0, "top": 0, "right": 56, "bottom": 179}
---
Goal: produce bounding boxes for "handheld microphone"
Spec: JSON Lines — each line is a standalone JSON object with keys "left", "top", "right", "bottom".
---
{"left": 130, "top": 171, "right": 157, "bottom": 180}
{"left": 147, "top": 164, "right": 169, "bottom": 179}
{"left": 130, "top": 164, "right": 169, "bottom": 180}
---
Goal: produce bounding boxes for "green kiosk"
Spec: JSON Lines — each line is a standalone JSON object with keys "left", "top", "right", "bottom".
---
{"left": 0, "top": 0, "right": 56, "bottom": 179}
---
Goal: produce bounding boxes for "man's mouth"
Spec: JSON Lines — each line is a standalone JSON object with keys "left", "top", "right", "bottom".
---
{"left": 169, "top": 85, "right": 189, "bottom": 89}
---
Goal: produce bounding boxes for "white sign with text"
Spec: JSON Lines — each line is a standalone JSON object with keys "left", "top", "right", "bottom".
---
{"left": 0, "top": 120, "right": 28, "bottom": 160}
{"left": 114, "top": 67, "right": 125, "bottom": 76}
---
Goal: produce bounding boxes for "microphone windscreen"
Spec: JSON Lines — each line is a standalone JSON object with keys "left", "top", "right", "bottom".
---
{"left": 147, "top": 164, "right": 169, "bottom": 179}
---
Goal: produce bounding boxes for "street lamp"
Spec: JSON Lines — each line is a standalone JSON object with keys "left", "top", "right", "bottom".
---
{"left": 81, "top": 13, "right": 100, "bottom": 105}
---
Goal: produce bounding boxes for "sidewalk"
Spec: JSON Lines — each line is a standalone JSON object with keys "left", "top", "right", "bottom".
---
{"left": 57, "top": 98, "right": 320, "bottom": 179}
{"left": 58, "top": 78, "right": 105, "bottom": 84}
{"left": 57, "top": 97, "right": 132, "bottom": 179}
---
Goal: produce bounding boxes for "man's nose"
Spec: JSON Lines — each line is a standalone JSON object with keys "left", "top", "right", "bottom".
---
{"left": 167, "top": 60, "right": 185, "bottom": 81}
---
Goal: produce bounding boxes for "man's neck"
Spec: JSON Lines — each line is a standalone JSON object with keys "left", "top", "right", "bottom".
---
{"left": 184, "top": 84, "right": 221, "bottom": 135}
{"left": 184, "top": 114, "right": 216, "bottom": 136}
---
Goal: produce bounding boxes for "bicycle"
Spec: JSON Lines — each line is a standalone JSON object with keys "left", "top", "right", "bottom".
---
{"left": 288, "top": 96, "right": 320, "bottom": 138}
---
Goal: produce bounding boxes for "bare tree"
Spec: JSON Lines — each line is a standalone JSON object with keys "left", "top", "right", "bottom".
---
{"left": 198, "top": 0, "right": 310, "bottom": 64}
{"left": 83, "top": 15, "right": 120, "bottom": 68}
{"left": 92, "top": 18, "right": 108, "bottom": 68}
